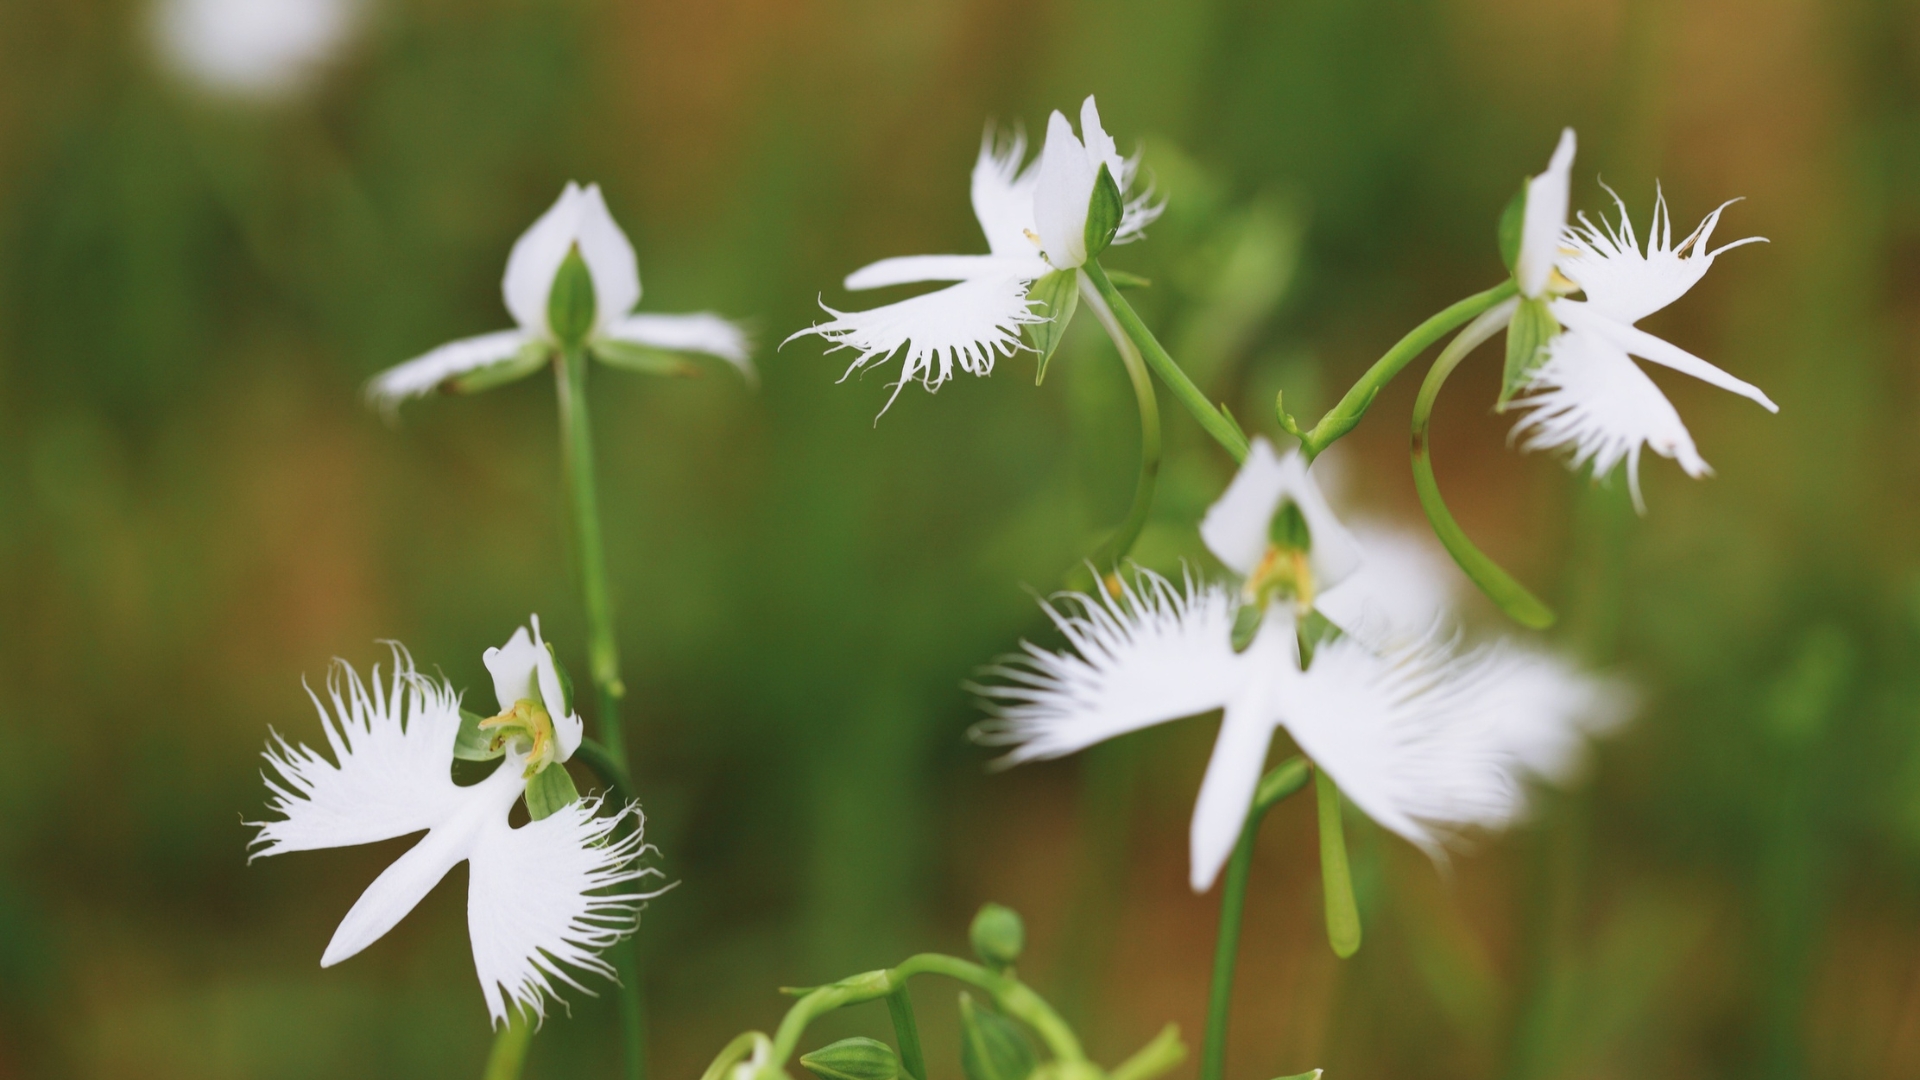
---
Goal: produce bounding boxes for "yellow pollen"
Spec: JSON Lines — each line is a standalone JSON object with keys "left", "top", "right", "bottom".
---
{"left": 478, "top": 699, "right": 557, "bottom": 777}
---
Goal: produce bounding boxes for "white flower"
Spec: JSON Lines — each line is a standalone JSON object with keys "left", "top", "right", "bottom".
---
{"left": 787, "top": 96, "right": 1160, "bottom": 413}
{"left": 249, "top": 630, "right": 662, "bottom": 1026}
{"left": 369, "top": 182, "right": 752, "bottom": 410}
{"left": 976, "top": 440, "right": 1624, "bottom": 891}
{"left": 1502, "top": 131, "right": 1778, "bottom": 509}
{"left": 153, "top": 0, "right": 358, "bottom": 101}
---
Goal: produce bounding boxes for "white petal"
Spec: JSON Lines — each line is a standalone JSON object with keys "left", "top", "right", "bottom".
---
{"left": 1078, "top": 97, "right": 1126, "bottom": 188}
{"left": 844, "top": 254, "right": 1045, "bottom": 290}
{"left": 574, "top": 184, "right": 642, "bottom": 333}
{"left": 503, "top": 183, "right": 586, "bottom": 335}
{"left": 1473, "top": 646, "right": 1632, "bottom": 784}
{"left": 249, "top": 647, "right": 468, "bottom": 857}
{"left": 972, "top": 126, "right": 1040, "bottom": 257}
{"left": 1508, "top": 328, "right": 1707, "bottom": 512}
{"left": 365, "top": 330, "right": 532, "bottom": 411}
{"left": 1188, "top": 619, "right": 1289, "bottom": 892}
{"left": 1198, "top": 438, "right": 1363, "bottom": 588}
{"left": 785, "top": 273, "right": 1042, "bottom": 415}
{"left": 607, "top": 312, "right": 754, "bottom": 379}
{"left": 1280, "top": 634, "right": 1527, "bottom": 853}
{"left": 1516, "top": 129, "right": 1575, "bottom": 298}
{"left": 484, "top": 625, "right": 543, "bottom": 712}
{"left": 1314, "top": 524, "right": 1462, "bottom": 649}
{"left": 528, "top": 616, "right": 582, "bottom": 762}
{"left": 1031, "top": 110, "right": 1095, "bottom": 270}
{"left": 974, "top": 567, "right": 1245, "bottom": 764}
{"left": 467, "top": 797, "right": 664, "bottom": 1027}
{"left": 1554, "top": 300, "right": 1778, "bottom": 412}
{"left": 1562, "top": 188, "right": 1763, "bottom": 324}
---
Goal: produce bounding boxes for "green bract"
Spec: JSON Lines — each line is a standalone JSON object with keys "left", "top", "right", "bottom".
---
{"left": 1083, "top": 163, "right": 1123, "bottom": 263}
{"left": 1500, "top": 297, "right": 1559, "bottom": 406}
{"left": 448, "top": 338, "right": 551, "bottom": 395}
{"left": 1267, "top": 500, "right": 1312, "bottom": 551}
{"left": 523, "top": 761, "right": 580, "bottom": 821}
{"left": 547, "top": 248, "right": 598, "bottom": 350}
{"left": 958, "top": 993, "right": 1037, "bottom": 1080}
{"left": 1497, "top": 182, "right": 1527, "bottom": 273}
{"left": 800, "top": 1038, "right": 901, "bottom": 1080}
{"left": 593, "top": 339, "right": 700, "bottom": 377}
{"left": 1024, "top": 270, "right": 1080, "bottom": 385}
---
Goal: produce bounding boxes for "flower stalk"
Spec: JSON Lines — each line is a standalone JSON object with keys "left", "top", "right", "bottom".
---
{"left": 1078, "top": 273, "right": 1162, "bottom": 577}
{"left": 484, "top": 1012, "right": 536, "bottom": 1080}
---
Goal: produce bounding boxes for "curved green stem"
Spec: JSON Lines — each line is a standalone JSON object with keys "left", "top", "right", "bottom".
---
{"left": 1298, "top": 280, "right": 1517, "bottom": 460}
{"left": 1410, "top": 302, "right": 1556, "bottom": 629}
{"left": 1199, "top": 758, "right": 1312, "bottom": 1080}
{"left": 699, "top": 1032, "right": 770, "bottom": 1080}
{"left": 1084, "top": 259, "right": 1249, "bottom": 463}
{"left": 483, "top": 1011, "right": 536, "bottom": 1080}
{"left": 1079, "top": 272, "right": 1162, "bottom": 578}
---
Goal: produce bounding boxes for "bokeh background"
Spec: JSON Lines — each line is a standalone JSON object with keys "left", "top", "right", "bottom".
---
{"left": 3, "top": 0, "right": 1918, "bottom": 1077}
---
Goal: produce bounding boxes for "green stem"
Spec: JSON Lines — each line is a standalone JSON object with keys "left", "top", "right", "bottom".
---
{"left": 1199, "top": 758, "right": 1311, "bottom": 1080}
{"left": 1084, "top": 259, "right": 1249, "bottom": 463}
{"left": 1298, "top": 280, "right": 1518, "bottom": 460}
{"left": 1079, "top": 272, "right": 1162, "bottom": 577}
{"left": 885, "top": 988, "right": 927, "bottom": 1080}
{"left": 1409, "top": 303, "right": 1557, "bottom": 629}
{"left": 483, "top": 1011, "right": 535, "bottom": 1080}
{"left": 553, "top": 347, "right": 647, "bottom": 1080}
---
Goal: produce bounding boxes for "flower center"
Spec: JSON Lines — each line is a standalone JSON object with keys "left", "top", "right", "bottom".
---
{"left": 1245, "top": 499, "right": 1315, "bottom": 617}
{"left": 478, "top": 699, "right": 560, "bottom": 778}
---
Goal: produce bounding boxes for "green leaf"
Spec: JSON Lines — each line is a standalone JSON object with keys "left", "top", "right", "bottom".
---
{"left": 957, "top": 994, "right": 1035, "bottom": 1080}
{"left": 1315, "top": 770, "right": 1362, "bottom": 959}
{"left": 524, "top": 763, "right": 580, "bottom": 821}
{"left": 800, "top": 1038, "right": 901, "bottom": 1080}
{"left": 1083, "top": 163, "right": 1123, "bottom": 261}
{"left": 543, "top": 641, "right": 576, "bottom": 716}
{"left": 592, "top": 339, "right": 700, "bottom": 377}
{"left": 1103, "top": 269, "right": 1151, "bottom": 289}
{"left": 968, "top": 903, "right": 1025, "bottom": 969}
{"left": 1497, "top": 181, "right": 1527, "bottom": 273}
{"left": 446, "top": 339, "right": 549, "bottom": 395}
{"left": 1499, "top": 298, "right": 1559, "bottom": 406}
{"left": 1023, "top": 270, "right": 1079, "bottom": 385}
{"left": 455, "top": 708, "right": 504, "bottom": 761}
{"left": 547, "top": 248, "right": 597, "bottom": 349}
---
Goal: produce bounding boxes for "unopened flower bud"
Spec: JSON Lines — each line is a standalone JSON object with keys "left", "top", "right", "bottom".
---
{"left": 969, "top": 903, "right": 1025, "bottom": 969}
{"left": 800, "top": 1038, "right": 900, "bottom": 1080}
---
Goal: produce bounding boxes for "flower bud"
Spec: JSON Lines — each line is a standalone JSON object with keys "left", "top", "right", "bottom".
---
{"left": 800, "top": 1038, "right": 901, "bottom": 1080}
{"left": 958, "top": 993, "right": 1035, "bottom": 1080}
{"left": 968, "top": 903, "right": 1025, "bottom": 969}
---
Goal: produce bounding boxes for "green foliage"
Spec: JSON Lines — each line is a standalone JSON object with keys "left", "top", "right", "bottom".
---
{"left": 1498, "top": 183, "right": 1527, "bottom": 272}
{"left": 1024, "top": 271, "right": 1080, "bottom": 385}
{"left": 1500, "top": 298, "right": 1558, "bottom": 405}
{"left": 800, "top": 1038, "right": 901, "bottom": 1080}
{"left": 1084, "top": 164, "right": 1124, "bottom": 262}
{"left": 957, "top": 993, "right": 1036, "bottom": 1080}
{"left": 523, "top": 763, "right": 580, "bottom": 821}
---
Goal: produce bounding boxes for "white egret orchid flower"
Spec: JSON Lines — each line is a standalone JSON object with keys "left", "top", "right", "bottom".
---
{"left": 369, "top": 182, "right": 751, "bottom": 411}
{"left": 788, "top": 96, "right": 1160, "bottom": 413}
{"left": 154, "top": 0, "right": 358, "bottom": 100}
{"left": 977, "top": 440, "right": 1622, "bottom": 891}
{"left": 1498, "top": 129, "right": 1778, "bottom": 509}
{"left": 250, "top": 621, "right": 662, "bottom": 1026}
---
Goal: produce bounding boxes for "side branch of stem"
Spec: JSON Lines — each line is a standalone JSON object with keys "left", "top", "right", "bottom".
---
{"left": 1085, "top": 260, "right": 1249, "bottom": 464}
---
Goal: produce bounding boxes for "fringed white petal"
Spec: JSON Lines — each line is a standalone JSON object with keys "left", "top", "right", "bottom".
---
{"left": 1280, "top": 634, "right": 1528, "bottom": 853}
{"left": 503, "top": 183, "right": 587, "bottom": 335}
{"left": 1188, "top": 619, "right": 1290, "bottom": 891}
{"left": 972, "top": 126, "right": 1040, "bottom": 258}
{"left": 1509, "top": 328, "right": 1708, "bottom": 512}
{"left": 1516, "top": 129, "right": 1576, "bottom": 298}
{"left": 572, "top": 184, "right": 643, "bottom": 333}
{"left": 1473, "top": 646, "right": 1632, "bottom": 785}
{"left": 974, "top": 567, "right": 1244, "bottom": 764}
{"left": 787, "top": 273, "right": 1043, "bottom": 415}
{"left": 1554, "top": 301, "right": 1777, "bottom": 412}
{"left": 249, "top": 646, "right": 466, "bottom": 857}
{"left": 844, "top": 254, "right": 1046, "bottom": 290}
{"left": 365, "top": 330, "right": 533, "bottom": 412}
{"left": 1562, "top": 186, "right": 1764, "bottom": 325}
{"left": 1198, "top": 438, "right": 1363, "bottom": 588}
{"left": 1314, "top": 523, "right": 1461, "bottom": 649}
{"left": 606, "top": 312, "right": 755, "bottom": 381}
{"left": 468, "top": 798, "right": 666, "bottom": 1028}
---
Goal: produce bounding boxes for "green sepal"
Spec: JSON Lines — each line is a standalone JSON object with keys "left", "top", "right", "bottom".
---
{"left": 1268, "top": 501, "right": 1311, "bottom": 551}
{"left": 1230, "top": 603, "right": 1265, "bottom": 654}
{"left": 1084, "top": 163, "right": 1124, "bottom": 262}
{"left": 1103, "top": 269, "right": 1151, "bottom": 289}
{"left": 968, "top": 903, "right": 1025, "bottom": 970}
{"left": 957, "top": 993, "right": 1036, "bottom": 1080}
{"left": 547, "top": 248, "right": 597, "bottom": 350}
{"left": 1023, "top": 270, "right": 1080, "bottom": 385}
{"left": 543, "top": 642, "right": 576, "bottom": 716}
{"left": 454, "top": 708, "right": 506, "bottom": 761}
{"left": 524, "top": 762, "right": 580, "bottom": 820}
{"left": 1314, "top": 770, "right": 1362, "bottom": 958}
{"left": 800, "top": 1038, "right": 901, "bottom": 1080}
{"left": 446, "top": 338, "right": 550, "bottom": 395}
{"left": 592, "top": 339, "right": 701, "bottom": 378}
{"left": 1497, "top": 182, "right": 1527, "bottom": 273}
{"left": 1499, "top": 298, "right": 1559, "bottom": 407}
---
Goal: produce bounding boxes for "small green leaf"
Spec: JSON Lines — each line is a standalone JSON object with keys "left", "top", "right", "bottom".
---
{"left": 968, "top": 903, "right": 1025, "bottom": 970}
{"left": 1499, "top": 298, "right": 1559, "bottom": 406}
{"left": 455, "top": 708, "right": 505, "bottom": 761}
{"left": 1103, "top": 269, "right": 1151, "bottom": 289}
{"left": 524, "top": 763, "right": 580, "bottom": 821}
{"left": 800, "top": 1038, "right": 901, "bottom": 1080}
{"left": 1084, "top": 163, "right": 1124, "bottom": 261}
{"left": 1497, "top": 182, "right": 1527, "bottom": 273}
{"left": 592, "top": 339, "right": 701, "bottom": 377}
{"left": 1023, "top": 270, "right": 1080, "bottom": 384}
{"left": 446, "top": 339, "right": 550, "bottom": 395}
{"left": 1230, "top": 603, "right": 1265, "bottom": 653}
{"left": 543, "top": 642, "right": 576, "bottom": 716}
{"left": 1315, "top": 770, "right": 1362, "bottom": 959}
{"left": 958, "top": 994, "right": 1035, "bottom": 1080}
{"left": 547, "top": 248, "right": 597, "bottom": 349}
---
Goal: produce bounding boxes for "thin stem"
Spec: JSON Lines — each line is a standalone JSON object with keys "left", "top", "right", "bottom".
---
{"left": 1199, "top": 758, "right": 1312, "bottom": 1080}
{"left": 885, "top": 987, "right": 927, "bottom": 1080}
{"left": 1084, "top": 259, "right": 1249, "bottom": 464}
{"left": 1409, "top": 302, "right": 1556, "bottom": 629}
{"left": 553, "top": 346, "right": 647, "bottom": 1080}
{"left": 483, "top": 1012, "right": 535, "bottom": 1080}
{"left": 1079, "top": 272, "right": 1162, "bottom": 577}
{"left": 1298, "top": 280, "right": 1518, "bottom": 460}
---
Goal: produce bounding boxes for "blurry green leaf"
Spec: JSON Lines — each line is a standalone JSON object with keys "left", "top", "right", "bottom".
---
{"left": 1498, "top": 182, "right": 1527, "bottom": 272}
{"left": 447, "top": 340, "right": 550, "bottom": 395}
{"left": 524, "top": 764, "right": 579, "bottom": 821}
{"left": 1084, "top": 164, "right": 1123, "bottom": 261}
{"left": 958, "top": 993, "right": 1035, "bottom": 1080}
{"left": 801, "top": 1038, "right": 900, "bottom": 1080}
{"left": 1500, "top": 298, "right": 1558, "bottom": 406}
{"left": 1764, "top": 626, "right": 1854, "bottom": 745}
{"left": 1231, "top": 604, "right": 1264, "bottom": 653}
{"left": 1315, "top": 770, "right": 1361, "bottom": 958}
{"left": 592, "top": 339, "right": 701, "bottom": 377}
{"left": 1024, "top": 270, "right": 1079, "bottom": 384}
{"left": 548, "top": 248, "right": 596, "bottom": 349}
{"left": 454, "top": 708, "right": 505, "bottom": 761}
{"left": 1103, "top": 270, "right": 1152, "bottom": 289}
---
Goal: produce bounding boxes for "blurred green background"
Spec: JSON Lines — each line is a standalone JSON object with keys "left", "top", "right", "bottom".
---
{"left": 4, "top": 0, "right": 1919, "bottom": 1077}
